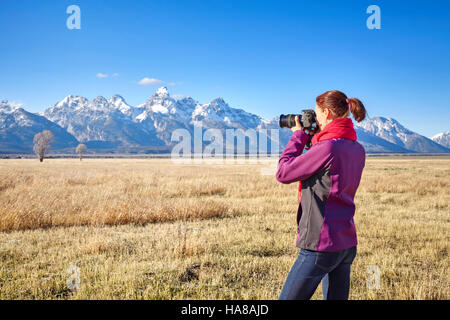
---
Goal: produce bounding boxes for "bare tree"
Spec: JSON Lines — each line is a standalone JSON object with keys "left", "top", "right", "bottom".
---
{"left": 33, "top": 130, "right": 54, "bottom": 162}
{"left": 75, "top": 144, "right": 87, "bottom": 161}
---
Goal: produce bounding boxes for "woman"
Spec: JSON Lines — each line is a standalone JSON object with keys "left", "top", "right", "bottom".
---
{"left": 276, "top": 90, "right": 367, "bottom": 300}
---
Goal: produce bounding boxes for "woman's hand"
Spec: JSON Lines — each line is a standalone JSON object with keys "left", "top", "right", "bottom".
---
{"left": 290, "top": 115, "right": 303, "bottom": 133}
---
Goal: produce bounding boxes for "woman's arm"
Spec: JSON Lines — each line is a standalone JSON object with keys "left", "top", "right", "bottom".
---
{"left": 276, "top": 130, "right": 334, "bottom": 184}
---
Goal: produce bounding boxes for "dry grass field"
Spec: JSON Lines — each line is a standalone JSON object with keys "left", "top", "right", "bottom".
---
{"left": 0, "top": 156, "right": 448, "bottom": 299}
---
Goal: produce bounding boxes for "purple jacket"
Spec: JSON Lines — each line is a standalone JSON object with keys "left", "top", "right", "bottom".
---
{"left": 276, "top": 130, "right": 366, "bottom": 252}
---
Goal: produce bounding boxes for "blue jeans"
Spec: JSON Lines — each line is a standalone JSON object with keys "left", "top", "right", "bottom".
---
{"left": 279, "top": 246, "right": 357, "bottom": 300}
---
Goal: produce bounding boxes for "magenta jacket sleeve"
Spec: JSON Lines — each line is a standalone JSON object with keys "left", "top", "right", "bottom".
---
{"left": 276, "top": 130, "right": 334, "bottom": 184}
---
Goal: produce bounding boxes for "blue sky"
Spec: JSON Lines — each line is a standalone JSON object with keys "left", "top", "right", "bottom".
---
{"left": 0, "top": 0, "right": 449, "bottom": 137}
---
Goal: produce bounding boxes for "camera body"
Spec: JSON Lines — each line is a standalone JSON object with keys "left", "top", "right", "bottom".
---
{"left": 279, "top": 109, "right": 319, "bottom": 134}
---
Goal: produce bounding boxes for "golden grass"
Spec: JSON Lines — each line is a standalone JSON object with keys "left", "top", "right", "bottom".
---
{"left": 0, "top": 157, "right": 448, "bottom": 299}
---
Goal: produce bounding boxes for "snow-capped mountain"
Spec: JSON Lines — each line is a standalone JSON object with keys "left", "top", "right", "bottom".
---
{"left": 134, "top": 88, "right": 283, "bottom": 151}
{"left": 109, "top": 94, "right": 134, "bottom": 118}
{"left": 192, "top": 97, "right": 263, "bottom": 130}
{"left": 430, "top": 132, "right": 450, "bottom": 149}
{"left": 0, "top": 100, "right": 78, "bottom": 152}
{"left": 40, "top": 87, "right": 284, "bottom": 152}
{"left": 1, "top": 88, "right": 449, "bottom": 154}
{"left": 43, "top": 94, "right": 164, "bottom": 148}
{"left": 355, "top": 117, "right": 449, "bottom": 153}
{"left": 133, "top": 87, "right": 197, "bottom": 145}
{"left": 354, "top": 126, "right": 411, "bottom": 153}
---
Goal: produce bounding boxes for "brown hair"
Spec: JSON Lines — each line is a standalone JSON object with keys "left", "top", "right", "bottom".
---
{"left": 316, "top": 90, "right": 366, "bottom": 122}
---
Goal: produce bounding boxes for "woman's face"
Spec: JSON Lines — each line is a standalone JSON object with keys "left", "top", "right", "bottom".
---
{"left": 314, "top": 103, "right": 331, "bottom": 131}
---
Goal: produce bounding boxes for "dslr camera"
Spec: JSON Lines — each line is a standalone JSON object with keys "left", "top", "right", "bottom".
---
{"left": 279, "top": 109, "right": 319, "bottom": 150}
{"left": 279, "top": 109, "right": 319, "bottom": 134}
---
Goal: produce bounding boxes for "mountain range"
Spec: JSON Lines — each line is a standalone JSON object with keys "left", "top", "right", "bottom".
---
{"left": 430, "top": 132, "right": 450, "bottom": 149}
{"left": 0, "top": 88, "right": 449, "bottom": 155}
{"left": 0, "top": 100, "right": 79, "bottom": 152}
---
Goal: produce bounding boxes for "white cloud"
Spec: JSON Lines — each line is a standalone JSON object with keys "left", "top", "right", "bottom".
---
{"left": 137, "top": 77, "right": 165, "bottom": 86}
{"left": 112, "top": 73, "right": 119, "bottom": 77}
{"left": 96, "top": 73, "right": 108, "bottom": 78}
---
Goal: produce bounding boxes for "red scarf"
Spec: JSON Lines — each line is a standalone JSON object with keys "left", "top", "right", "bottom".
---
{"left": 297, "top": 117, "right": 357, "bottom": 203}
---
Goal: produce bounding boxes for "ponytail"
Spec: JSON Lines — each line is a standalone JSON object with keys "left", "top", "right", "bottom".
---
{"left": 347, "top": 97, "right": 366, "bottom": 122}
{"left": 316, "top": 90, "right": 367, "bottom": 122}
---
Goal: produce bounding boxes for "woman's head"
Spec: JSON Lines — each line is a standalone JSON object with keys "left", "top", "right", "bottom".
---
{"left": 315, "top": 90, "right": 366, "bottom": 130}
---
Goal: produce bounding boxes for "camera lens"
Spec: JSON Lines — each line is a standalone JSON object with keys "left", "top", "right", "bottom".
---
{"left": 279, "top": 114, "right": 287, "bottom": 128}
{"left": 279, "top": 114, "right": 301, "bottom": 128}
